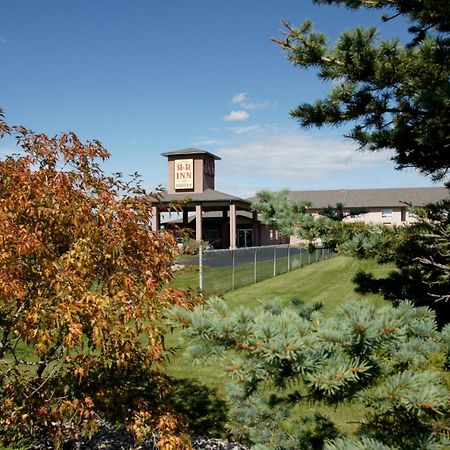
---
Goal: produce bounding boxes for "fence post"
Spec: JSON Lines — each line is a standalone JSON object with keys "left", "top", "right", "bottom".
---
{"left": 308, "top": 251, "right": 311, "bottom": 265}
{"left": 273, "top": 246, "right": 277, "bottom": 277}
{"left": 231, "top": 248, "right": 235, "bottom": 290}
{"left": 254, "top": 247, "right": 257, "bottom": 283}
{"left": 199, "top": 245, "right": 203, "bottom": 293}
{"left": 287, "top": 245, "right": 291, "bottom": 272}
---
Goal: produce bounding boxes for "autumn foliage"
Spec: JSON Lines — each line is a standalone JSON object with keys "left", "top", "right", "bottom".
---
{"left": 0, "top": 112, "right": 192, "bottom": 448}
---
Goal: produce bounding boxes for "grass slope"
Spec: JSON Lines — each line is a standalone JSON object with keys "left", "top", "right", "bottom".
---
{"left": 223, "top": 255, "right": 391, "bottom": 313}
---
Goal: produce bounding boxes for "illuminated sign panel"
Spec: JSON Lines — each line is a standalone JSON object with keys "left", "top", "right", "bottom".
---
{"left": 174, "top": 159, "right": 194, "bottom": 189}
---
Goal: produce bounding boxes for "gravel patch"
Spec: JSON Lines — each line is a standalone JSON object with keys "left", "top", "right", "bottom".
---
{"left": 60, "top": 422, "right": 248, "bottom": 450}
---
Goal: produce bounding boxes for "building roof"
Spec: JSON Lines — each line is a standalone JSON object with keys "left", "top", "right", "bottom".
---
{"left": 248, "top": 187, "right": 449, "bottom": 209}
{"left": 151, "top": 188, "right": 252, "bottom": 210}
{"left": 161, "top": 148, "right": 221, "bottom": 160}
{"left": 290, "top": 187, "right": 449, "bottom": 208}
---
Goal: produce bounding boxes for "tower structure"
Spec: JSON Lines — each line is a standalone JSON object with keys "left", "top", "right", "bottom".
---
{"left": 162, "top": 148, "right": 220, "bottom": 194}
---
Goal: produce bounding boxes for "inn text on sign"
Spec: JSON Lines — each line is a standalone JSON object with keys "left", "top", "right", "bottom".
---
{"left": 174, "top": 159, "right": 194, "bottom": 189}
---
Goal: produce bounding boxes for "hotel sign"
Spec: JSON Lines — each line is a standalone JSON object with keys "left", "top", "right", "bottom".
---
{"left": 174, "top": 159, "right": 194, "bottom": 189}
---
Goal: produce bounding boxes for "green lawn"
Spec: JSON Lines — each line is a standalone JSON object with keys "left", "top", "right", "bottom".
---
{"left": 164, "top": 256, "right": 396, "bottom": 435}
{"left": 170, "top": 249, "right": 333, "bottom": 295}
{"left": 169, "top": 255, "right": 392, "bottom": 314}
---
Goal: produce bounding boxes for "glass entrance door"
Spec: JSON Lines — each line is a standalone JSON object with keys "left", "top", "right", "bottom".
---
{"left": 238, "top": 229, "right": 252, "bottom": 247}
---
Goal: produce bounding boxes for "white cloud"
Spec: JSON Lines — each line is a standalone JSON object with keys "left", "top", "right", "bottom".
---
{"left": 191, "top": 137, "right": 227, "bottom": 146}
{"left": 230, "top": 125, "right": 261, "bottom": 135}
{"left": 240, "top": 100, "right": 274, "bottom": 110}
{"left": 231, "top": 92, "right": 247, "bottom": 104}
{"left": 215, "top": 181, "right": 257, "bottom": 199}
{"left": 217, "top": 129, "right": 392, "bottom": 184}
{"left": 224, "top": 110, "right": 250, "bottom": 122}
{"left": 230, "top": 92, "right": 274, "bottom": 111}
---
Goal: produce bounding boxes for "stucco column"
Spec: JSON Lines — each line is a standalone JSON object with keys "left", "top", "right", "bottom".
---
{"left": 195, "top": 204, "right": 202, "bottom": 242}
{"left": 229, "top": 203, "right": 237, "bottom": 249}
{"left": 151, "top": 206, "right": 160, "bottom": 231}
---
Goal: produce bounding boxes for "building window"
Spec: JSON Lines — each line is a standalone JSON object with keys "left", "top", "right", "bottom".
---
{"left": 401, "top": 208, "right": 407, "bottom": 222}
{"left": 381, "top": 208, "right": 393, "bottom": 218}
{"left": 269, "top": 229, "right": 274, "bottom": 240}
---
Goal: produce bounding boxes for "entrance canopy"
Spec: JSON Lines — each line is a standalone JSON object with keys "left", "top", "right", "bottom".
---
{"left": 150, "top": 188, "right": 256, "bottom": 249}
{"left": 150, "top": 148, "right": 259, "bottom": 248}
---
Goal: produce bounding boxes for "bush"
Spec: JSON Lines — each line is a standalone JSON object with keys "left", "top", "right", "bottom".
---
{"left": 181, "top": 237, "right": 211, "bottom": 255}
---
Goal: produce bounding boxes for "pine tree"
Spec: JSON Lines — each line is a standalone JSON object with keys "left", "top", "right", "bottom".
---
{"left": 270, "top": 0, "right": 450, "bottom": 321}
{"left": 168, "top": 298, "right": 450, "bottom": 449}
{"left": 252, "top": 189, "right": 373, "bottom": 251}
{"left": 252, "top": 189, "right": 326, "bottom": 245}
{"left": 273, "top": 0, "right": 450, "bottom": 181}
{"left": 340, "top": 201, "right": 450, "bottom": 324}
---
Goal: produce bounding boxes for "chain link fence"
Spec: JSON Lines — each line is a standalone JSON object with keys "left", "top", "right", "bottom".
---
{"left": 188, "top": 245, "right": 333, "bottom": 295}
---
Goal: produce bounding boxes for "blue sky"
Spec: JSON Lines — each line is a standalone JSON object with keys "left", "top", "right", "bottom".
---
{"left": 0, "top": 0, "right": 440, "bottom": 197}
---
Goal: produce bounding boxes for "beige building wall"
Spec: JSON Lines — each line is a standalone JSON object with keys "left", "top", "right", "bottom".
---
{"left": 342, "top": 207, "right": 413, "bottom": 226}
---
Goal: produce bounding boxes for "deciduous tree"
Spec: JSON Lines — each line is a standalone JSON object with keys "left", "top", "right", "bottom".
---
{"left": 0, "top": 111, "right": 193, "bottom": 449}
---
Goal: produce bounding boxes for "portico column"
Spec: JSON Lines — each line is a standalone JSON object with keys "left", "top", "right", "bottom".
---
{"left": 195, "top": 204, "right": 202, "bottom": 241}
{"left": 229, "top": 203, "right": 237, "bottom": 249}
{"left": 151, "top": 206, "right": 160, "bottom": 231}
